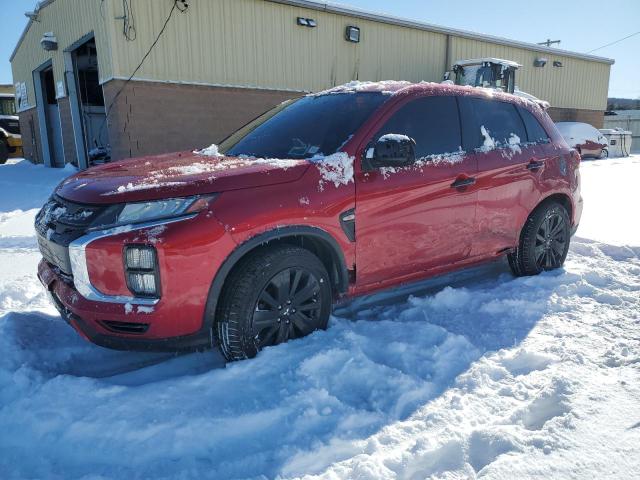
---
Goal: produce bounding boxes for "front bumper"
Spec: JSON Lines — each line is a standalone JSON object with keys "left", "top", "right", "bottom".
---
{"left": 39, "top": 260, "right": 212, "bottom": 351}
{"left": 35, "top": 208, "right": 238, "bottom": 352}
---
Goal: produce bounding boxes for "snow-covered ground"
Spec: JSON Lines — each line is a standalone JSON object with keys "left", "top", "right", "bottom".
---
{"left": 0, "top": 157, "right": 639, "bottom": 479}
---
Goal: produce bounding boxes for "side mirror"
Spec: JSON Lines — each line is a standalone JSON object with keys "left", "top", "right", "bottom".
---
{"left": 366, "top": 134, "right": 416, "bottom": 169}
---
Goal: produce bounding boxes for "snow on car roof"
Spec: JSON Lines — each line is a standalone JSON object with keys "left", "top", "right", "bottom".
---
{"left": 312, "top": 80, "right": 413, "bottom": 96}
{"left": 313, "top": 80, "right": 532, "bottom": 102}
{"left": 555, "top": 122, "right": 600, "bottom": 133}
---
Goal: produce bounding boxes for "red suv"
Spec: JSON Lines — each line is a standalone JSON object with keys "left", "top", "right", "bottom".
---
{"left": 36, "top": 82, "right": 582, "bottom": 361}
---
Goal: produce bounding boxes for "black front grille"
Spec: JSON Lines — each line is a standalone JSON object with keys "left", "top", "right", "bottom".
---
{"left": 35, "top": 196, "right": 107, "bottom": 275}
{"left": 100, "top": 321, "right": 150, "bottom": 335}
{"left": 35, "top": 195, "right": 103, "bottom": 244}
{"left": 37, "top": 234, "right": 73, "bottom": 274}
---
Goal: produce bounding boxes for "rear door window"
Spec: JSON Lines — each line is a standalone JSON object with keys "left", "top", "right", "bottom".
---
{"left": 375, "top": 96, "right": 462, "bottom": 158}
{"left": 517, "top": 106, "right": 551, "bottom": 144}
{"left": 464, "top": 97, "right": 528, "bottom": 149}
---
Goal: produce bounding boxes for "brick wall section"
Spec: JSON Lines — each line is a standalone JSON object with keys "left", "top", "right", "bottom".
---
{"left": 57, "top": 97, "right": 78, "bottom": 166}
{"left": 102, "top": 80, "right": 300, "bottom": 161}
{"left": 17, "top": 108, "right": 42, "bottom": 164}
{"left": 548, "top": 107, "right": 604, "bottom": 129}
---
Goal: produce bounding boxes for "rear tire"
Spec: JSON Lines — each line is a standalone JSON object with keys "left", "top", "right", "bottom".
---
{"left": 600, "top": 148, "right": 609, "bottom": 159}
{"left": 0, "top": 139, "right": 8, "bottom": 164}
{"left": 508, "top": 201, "right": 570, "bottom": 277}
{"left": 215, "top": 245, "right": 332, "bottom": 361}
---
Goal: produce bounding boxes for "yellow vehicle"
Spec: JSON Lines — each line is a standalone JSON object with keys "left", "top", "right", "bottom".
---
{"left": 0, "top": 93, "right": 22, "bottom": 164}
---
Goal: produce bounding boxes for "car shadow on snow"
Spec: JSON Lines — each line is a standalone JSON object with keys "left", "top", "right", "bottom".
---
{"left": 1, "top": 310, "right": 225, "bottom": 382}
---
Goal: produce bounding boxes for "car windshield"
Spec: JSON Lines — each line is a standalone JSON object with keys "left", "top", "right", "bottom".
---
{"left": 220, "top": 92, "right": 389, "bottom": 159}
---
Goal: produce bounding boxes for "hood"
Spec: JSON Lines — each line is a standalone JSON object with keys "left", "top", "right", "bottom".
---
{"left": 56, "top": 151, "right": 310, "bottom": 204}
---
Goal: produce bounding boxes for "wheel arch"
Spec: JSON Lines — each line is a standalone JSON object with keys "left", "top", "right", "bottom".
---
{"left": 519, "top": 192, "right": 574, "bottom": 242}
{"left": 202, "top": 226, "right": 349, "bottom": 333}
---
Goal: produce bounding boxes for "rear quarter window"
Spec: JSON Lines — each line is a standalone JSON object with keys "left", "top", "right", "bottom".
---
{"left": 464, "top": 97, "right": 528, "bottom": 149}
{"left": 517, "top": 106, "right": 551, "bottom": 144}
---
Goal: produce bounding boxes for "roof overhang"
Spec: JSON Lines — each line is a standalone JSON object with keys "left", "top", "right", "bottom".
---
{"left": 266, "top": 0, "right": 615, "bottom": 65}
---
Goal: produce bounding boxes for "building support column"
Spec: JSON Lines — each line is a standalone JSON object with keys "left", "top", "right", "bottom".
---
{"left": 64, "top": 51, "right": 88, "bottom": 170}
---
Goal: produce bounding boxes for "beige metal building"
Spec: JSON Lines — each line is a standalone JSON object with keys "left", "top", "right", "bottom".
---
{"left": 11, "top": 0, "right": 614, "bottom": 169}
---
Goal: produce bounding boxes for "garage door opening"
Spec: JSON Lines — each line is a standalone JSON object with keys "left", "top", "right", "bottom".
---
{"left": 34, "top": 64, "right": 65, "bottom": 167}
{"left": 69, "top": 37, "right": 110, "bottom": 166}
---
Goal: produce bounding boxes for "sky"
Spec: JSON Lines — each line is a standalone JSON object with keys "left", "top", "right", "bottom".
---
{"left": 1, "top": 0, "right": 638, "bottom": 98}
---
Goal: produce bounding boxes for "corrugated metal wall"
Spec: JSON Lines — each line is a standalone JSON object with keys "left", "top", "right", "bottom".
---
{"left": 10, "top": 0, "right": 113, "bottom": 111}
{"left": 449, "top": 38, "right": 611, "bottom": 110}
{"left": 11, "top": 0, "right": 611, "bottom": 112}
{"left": 108, "top": 0, "right": 447, "bottom": 93}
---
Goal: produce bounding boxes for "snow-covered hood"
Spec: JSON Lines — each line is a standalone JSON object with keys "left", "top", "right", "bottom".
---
{"left": 56, "top": 151, "right": 310, "bottom": 204}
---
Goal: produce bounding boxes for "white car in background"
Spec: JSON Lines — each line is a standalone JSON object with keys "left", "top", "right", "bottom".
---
{"left": 555, "top": 121, "right": 609, "bottom": 159}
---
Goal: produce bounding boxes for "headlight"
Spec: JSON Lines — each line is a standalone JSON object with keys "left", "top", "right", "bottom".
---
{"left": 118, "top": 197, "right": 200, "bottom": 224}
{"left": 88, "top": 195, "right": 216, "bottom": 231}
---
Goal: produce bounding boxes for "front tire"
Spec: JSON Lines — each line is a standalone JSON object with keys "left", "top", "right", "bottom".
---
{"left": 509, "top": 201, "right": 571, "bottom": 277}
{"left": 215, "top": 245, "right": 332, "bottom": 361}
{"left": 600, "top": 148, "right": 609, "bottom": 159}
{"left": 0, "top": 139, "right": 9, "bottom": 165}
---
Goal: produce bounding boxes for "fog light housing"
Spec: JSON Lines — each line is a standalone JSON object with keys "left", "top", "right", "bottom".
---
{"left": 124, "top": 246, "right": 160, "bottom": 298}
{"left": 126, "top": 247, "right": 155, "bottom": 270}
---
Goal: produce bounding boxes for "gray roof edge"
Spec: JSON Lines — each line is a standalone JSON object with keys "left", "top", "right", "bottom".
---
{"left": 267, "top": 0, "right": 615, "bottom": 65}
{"left": 10, "top": 0, "right": 615, "bottom": 66}
{"left": 9, "top": 0, "right": 57, "bottom": 63}
{"left": 10, "top": 19, "right": 34, "bottom": 63}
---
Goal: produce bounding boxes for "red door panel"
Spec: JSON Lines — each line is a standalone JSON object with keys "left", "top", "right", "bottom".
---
{"left": 353, "top": 94, "right": 481, "bottom": 289}
{"left": 355, "top": 155, "right": 478, "bottom": 287}
{"left": 458, "top": 96, "right": 546, "bottom": 258}
{"left": 473, "top": 144, "right": 544, "bottom": 256}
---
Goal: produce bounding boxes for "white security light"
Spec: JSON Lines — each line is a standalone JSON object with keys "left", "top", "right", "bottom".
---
{"left": 346, "top": 26, "right": 360, "bottom": 43}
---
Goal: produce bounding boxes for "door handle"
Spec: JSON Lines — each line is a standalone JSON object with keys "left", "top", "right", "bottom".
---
{"left": 527, "top": 160, "right": 544, "bottom": 171}
{"left": 451, "top": 176, "right": 476, "bottom": 189}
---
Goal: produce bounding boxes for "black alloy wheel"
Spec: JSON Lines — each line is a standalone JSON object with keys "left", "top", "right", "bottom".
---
{"left": 534, "top": 211, "right": 567, "bottom": 270}
{"left": 215, "top": 245, "right": 332, "bottom": 361}
{"left": 508, "top": 201, "right": 571, "bottom": 276}
{"left": 253, "top": 267, "right": 323, "bottom": 348}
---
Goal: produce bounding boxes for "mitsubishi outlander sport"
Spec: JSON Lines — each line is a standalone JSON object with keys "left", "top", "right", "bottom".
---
{"left": 36, "top": 81, "right": 582, "bottom": 361}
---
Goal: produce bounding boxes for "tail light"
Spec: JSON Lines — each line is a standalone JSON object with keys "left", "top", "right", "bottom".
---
{"left": 570, "top": 148, "right": 581, "bottom": 165}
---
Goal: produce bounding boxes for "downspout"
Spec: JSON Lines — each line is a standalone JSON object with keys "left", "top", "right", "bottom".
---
{"left": 444, "top": 34, "right": 452, "bottom": 76}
